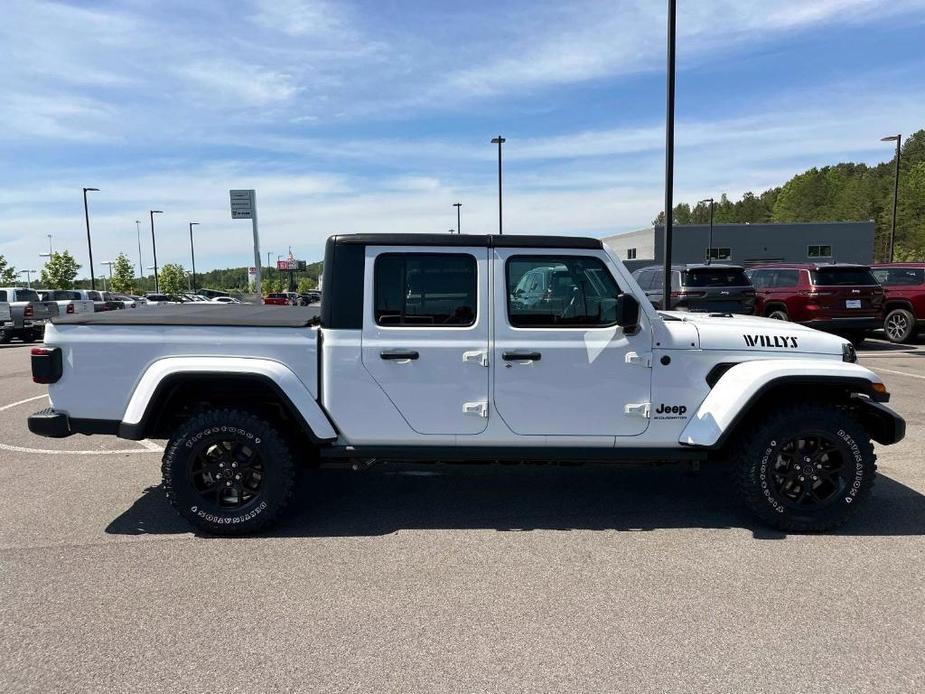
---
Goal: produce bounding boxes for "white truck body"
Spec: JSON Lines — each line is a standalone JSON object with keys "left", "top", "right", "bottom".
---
{"left": 28, "top": 233, "right": 904, "bottom": 534}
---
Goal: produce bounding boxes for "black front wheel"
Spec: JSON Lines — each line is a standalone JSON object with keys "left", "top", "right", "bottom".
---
{"left": 884, "top": 308, "right": 916, "bottom": 344}
{"left": 162, "top": 409, "right": 296, "bottom": 535}
{"left": 735, "top": 403, "right": 876, "bottom": 532}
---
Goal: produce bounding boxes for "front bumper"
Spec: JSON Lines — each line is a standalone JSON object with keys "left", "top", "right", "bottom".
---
{"left": 855, "top": 399, "right": 906, "bottom": 445}
{"left": 28, "top": 408, "right": 120, "bottom": 438}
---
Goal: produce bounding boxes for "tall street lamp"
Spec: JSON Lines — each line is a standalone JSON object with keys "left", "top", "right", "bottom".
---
{"left": 188, "top": 222, "right": 199, "bottom": 292}
{"left": 101, "top": 260, "right": 114, "bottom": 292}
{"left": 135, "top": 220, "right": 144, "bottom": 281}
{"left": 453, "top": 202, "right": 462, "bottom": 235}
{"left": 661, "top": 0, "right": 677, "bottom": 309}
{"left": 491, "top": 136, "right": 505, "bottom": 235}
{"left": 83, "top": 187, "right": 100, "bottom": 290}
{"left": 19, "top": 269, "right": 38, "bottom": 288}
{"left": 699, "top": 197, "right": 715, "bottom": 264}
{"left": 150, "top": 210, "right": 163, "bottom": 292}
{"left": 881, "top": 134, "right": 901, "bottom": 262}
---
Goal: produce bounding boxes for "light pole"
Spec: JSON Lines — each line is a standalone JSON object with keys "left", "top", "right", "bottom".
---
{"left": 19, "top": 269, "right": 38, "bottom": 288}
{"left": 453, "top": 202, "right": 462, "bottom": 235}
{"left": 699, "top": 197, "right": 714, "bottom": 264}
{"left": 101, "top": 260, "right": 114, "bottom": 292}
{"left": 135, "top": 220, "right": 144, "bottom": 281}
{"left": 188, "top": 222, "right": 199, "bottom": 292}
{"left": 150, "top": 210, "right": 163, "bottom": 292}
{"left": 661, "top": 0, "right": 677, "bottom": 309}
{"left": 83, "top": 187, "right": 100, "bottom": 290}
{"left": 267, "top": 251, "right": 272, "bottom": 270}
{"left": 39, "top": 234, "right": 53, "bottom": 262}
{"left": 491, "top": 136, "right": 505, "bottom": 235}
{"left": 881, "top": 134, "right": 901, "bottom": 262}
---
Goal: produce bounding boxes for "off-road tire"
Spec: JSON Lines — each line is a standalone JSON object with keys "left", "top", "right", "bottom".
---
{"left": 0, "top": 330, "right": 10, "bottom": 344}
{"left": 734, "top": 402, "right": 876, "bottom": 532}
{"left": 22, "top": 331, "right": 38, "bottom": 343}
{"left": 162, "top": 409, "right": 296, "bottom": 535}
{"left": 884, "top": 308, "right": 916, "bottom": 344}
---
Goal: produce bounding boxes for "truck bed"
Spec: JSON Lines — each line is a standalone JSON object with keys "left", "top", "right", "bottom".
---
{"left": 52, "top": 304, "right": 320, "bottom": 327}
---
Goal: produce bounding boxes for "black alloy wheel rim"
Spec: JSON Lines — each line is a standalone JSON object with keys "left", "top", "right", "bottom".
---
{"left": 188, "top": 437, "right": 265, "bottom": 510}
{"left": 767, "top": 433, "right": 849, "bottom": 509}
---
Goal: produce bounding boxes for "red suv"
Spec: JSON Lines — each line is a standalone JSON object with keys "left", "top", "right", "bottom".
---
{"left": 746, "top": 263, "right": 883, "bottom": 342}
{"left": 871, "top": 263, "right": 925, "bottom": 343}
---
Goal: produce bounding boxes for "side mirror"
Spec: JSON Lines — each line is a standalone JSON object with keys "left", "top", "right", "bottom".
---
{"left": 614, "top": 293, "right": 640, "bottom": 331}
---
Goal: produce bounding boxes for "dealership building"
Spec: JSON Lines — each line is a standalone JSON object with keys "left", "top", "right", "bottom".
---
{"left": 602, "top": 221, "right": 875, "bottom": 271}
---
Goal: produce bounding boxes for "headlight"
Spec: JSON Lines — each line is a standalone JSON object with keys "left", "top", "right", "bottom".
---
{"left": 842, "top": 342, "right": 857, "bottom": 363}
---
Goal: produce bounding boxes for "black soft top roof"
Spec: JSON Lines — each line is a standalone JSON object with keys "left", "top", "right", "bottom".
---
{"left": 330, "top": 233, "right": 602, "bottom": 249}
{"left": 53, "top": 304, "right": 320, "bottom": 328}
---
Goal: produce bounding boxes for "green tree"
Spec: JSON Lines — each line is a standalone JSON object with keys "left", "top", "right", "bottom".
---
{"left": 39, "top": 251, "right": 81, "bottom": 289}
{"left": 159, "top": 263, "right": 187, "bottom": 296}
{"left": 0, "top": 255, "right": 15, "bottom": 285}
{"left": 110, "top": 253, "right": 136, "bottom": 294}
{"left": 296, "top": 277, "right": 316, "bottom": 293}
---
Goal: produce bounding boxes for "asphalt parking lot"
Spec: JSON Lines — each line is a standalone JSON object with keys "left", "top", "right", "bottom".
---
{"left": 1, "top": 338, "right": 923, "bottom": 693}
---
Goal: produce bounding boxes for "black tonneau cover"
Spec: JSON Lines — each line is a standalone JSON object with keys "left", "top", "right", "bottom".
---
{"left": 52, "top": 304, "right": 320, "bottom": 328}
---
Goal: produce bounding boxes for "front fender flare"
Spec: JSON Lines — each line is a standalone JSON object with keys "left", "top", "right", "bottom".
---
{"left": 679, "top": 359, "right": 888, "bottom": 448}
{"left": 118, "top": 356, "right": 337, "bottom": 443}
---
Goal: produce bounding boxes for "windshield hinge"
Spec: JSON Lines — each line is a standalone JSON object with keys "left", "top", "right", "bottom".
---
{"left": 625, "top": 351, "right": 653, "bottom": 368}
{"left": 624, "top": 402, "right": 651, "bottom": 418}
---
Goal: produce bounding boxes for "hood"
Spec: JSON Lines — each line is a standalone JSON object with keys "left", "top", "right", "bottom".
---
{"left": 659, "top": 311, "right": 848, "bottom": 357}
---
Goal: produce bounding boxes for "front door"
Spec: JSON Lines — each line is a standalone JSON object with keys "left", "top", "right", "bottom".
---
{"left": 492, "top": 248, "right": 652, "bottom": 437}
{"left": 361, "top": 246, "right": 490, "bottom": 435}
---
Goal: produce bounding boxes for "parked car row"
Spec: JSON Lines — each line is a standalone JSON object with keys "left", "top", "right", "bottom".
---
{"left": 631, "top": 261, "right": 925, "bottom": 344}
{"left": 263, "top": 291, "right": 320, "bottom": 306}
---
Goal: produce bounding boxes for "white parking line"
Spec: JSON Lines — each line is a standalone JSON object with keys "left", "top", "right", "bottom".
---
{"left": 0, "top": 393, "right": 163, "bottom": 455}
{"left": 869, "top": 366, "right": 925, "bottom": 381}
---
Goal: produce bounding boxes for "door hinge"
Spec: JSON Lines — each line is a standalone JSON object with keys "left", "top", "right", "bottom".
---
{"left": 462, "top": 401, "right": 489, "bottom": 418}
{"left": 462, "top": 350, "right": 489, "bottom": 367}
{"left": 624, "top": 402, "right": 651, "bottom": 418}
{"left": 625, "top": 351, "right": 652, "bottom": 367}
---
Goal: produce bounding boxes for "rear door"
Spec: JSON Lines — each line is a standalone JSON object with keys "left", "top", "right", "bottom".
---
{"left": 493, "top": 248, "right": 651, "bottom": 437}
{"left": 360, "top": 246, "right": 490, "bottom": 435}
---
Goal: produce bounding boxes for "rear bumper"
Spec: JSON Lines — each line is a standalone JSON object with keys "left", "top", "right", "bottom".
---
{"left": 28, "top": 408, "right": 120, "bottom": 438}
{"left": 802, "top": 317, "right": 881, "bottom": 332}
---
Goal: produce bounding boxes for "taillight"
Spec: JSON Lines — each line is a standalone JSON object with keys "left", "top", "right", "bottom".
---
{"left": 31, "top": 347, "right": 62, "bottom": 384}
{"left": 24, "top": 304, "right": 34, "bottom": 318}
{"left": 66, "top": 304, "right": 75, "bottom": 314}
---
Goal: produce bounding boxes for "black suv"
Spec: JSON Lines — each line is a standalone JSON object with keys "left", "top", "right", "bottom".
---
{"left": 632, "top": 264, "right": 756, "bottom": 314}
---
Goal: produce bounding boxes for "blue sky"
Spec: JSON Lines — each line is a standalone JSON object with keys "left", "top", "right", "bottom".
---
{"left": 2, "top": 0, "right": 924, "bottom": 277}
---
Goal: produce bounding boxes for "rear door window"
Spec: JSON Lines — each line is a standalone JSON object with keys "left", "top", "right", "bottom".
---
{"left": 375, "top": 253, "right": 477, "bottom": 327}
{"left": 772, "top": 270, "right": 800, "bottom": 288}
{"left": 683, "top": 268, "right": 750, "bottom": 287}
{"left": 811, "top": 268, "right": 877, "bottom": 286}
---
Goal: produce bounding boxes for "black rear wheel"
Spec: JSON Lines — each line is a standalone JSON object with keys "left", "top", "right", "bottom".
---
{"left": 162, "top": 409, "right": 296, "bottom": 535}
{"left": 735, "top": 403, "right": 875, "bottom": 532}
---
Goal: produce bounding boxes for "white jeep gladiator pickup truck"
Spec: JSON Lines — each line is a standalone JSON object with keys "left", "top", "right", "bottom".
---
{"left": 28, "top": 234, "right": 905, "bottom": 535}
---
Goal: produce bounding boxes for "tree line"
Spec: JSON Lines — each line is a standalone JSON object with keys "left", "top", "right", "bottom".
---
{"left": 654, "top": 128, "right": 925, "bottom": 261}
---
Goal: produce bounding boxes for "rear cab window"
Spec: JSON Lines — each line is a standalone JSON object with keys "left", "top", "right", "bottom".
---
{"left": 811, "top": 267, "right": 877, "bottom": 286}
{"left": 16, "top": 289, "right": 40, "bottom": 302}
{"left": 506, "top": 255, "right": 622, "bottom": 328}
{"left": 374, "top": 253, "right": 477, "bottom": 327}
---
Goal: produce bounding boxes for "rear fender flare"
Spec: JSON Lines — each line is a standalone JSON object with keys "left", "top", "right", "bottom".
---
{"left": 679, "top": 359, "right": 888, "bottom": 448}
{"left": 119, "top": 356, "right": 337, "bottom": 443}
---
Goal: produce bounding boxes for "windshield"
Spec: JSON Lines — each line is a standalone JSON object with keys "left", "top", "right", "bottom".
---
{"left": 811, "top": 267, "right": 877, "bottom": 286}
{"left": 683, "top": 268, "right": 750, "bottom": 287}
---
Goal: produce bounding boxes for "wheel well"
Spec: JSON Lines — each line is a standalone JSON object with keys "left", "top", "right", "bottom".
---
{"left": 137, "top": 374, "right": 321, "bottom": 450}
{"left": 883, "top": 300, "right": 914, "bottom": 314}
{"left": 763, "top": 302, "right": 788, "bottom": 316}
{"left": 713, "top": 378, "right": 884, "bottom": 454}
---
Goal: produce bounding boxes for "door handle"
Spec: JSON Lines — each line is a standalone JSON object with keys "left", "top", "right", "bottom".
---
{"left": 380, "top": 349, "right": 419, "bottom": 360}
{"left": 502, "top": 351, "right": 541, "bottom": 361}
